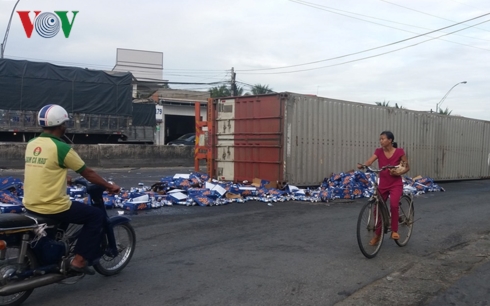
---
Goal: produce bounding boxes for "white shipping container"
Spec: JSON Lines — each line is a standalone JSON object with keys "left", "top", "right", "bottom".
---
{"left": 210, "top": 93, "right": 490, "bottom": 185}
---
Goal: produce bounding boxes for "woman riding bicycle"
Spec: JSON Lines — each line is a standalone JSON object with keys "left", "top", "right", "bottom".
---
{"left": 358, "top": 131, "right": 410, "bottom": 245}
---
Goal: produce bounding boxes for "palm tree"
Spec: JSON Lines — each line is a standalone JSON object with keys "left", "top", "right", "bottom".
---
{"left": 438, "top": 107, "right": 452, "bottom": 115}
{"left": 234, "top": 86, "right": 245, "bottom": 96}
{"left": 209, "top": 84, "right": 274, "bottom": 97}
{"left": 208, "top": 85, "right": 246, "bottom": 97}
{"left": 375, "top": 101, "right": 390, "bottom": 107}
{"left": 249, "top": 84, "right": 274, "bottom": 95}
{"left": 208, "top": 85, "right": 231, "bottom": 98}
{"left": 375, "top": 101, "right": 404, "bottom": 109}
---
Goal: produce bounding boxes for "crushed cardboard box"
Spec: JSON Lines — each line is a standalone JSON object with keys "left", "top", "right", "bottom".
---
{"left": 251, "top": 178, "right": 288, "bottom": 190}
{"left": 226, "top": 192, "right": 242, "bottom": 199}
{"left": 251, "top": 178, "right": 262, "bottom": 187}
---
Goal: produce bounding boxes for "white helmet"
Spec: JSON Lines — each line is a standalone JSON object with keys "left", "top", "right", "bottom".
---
{"left": 37, "top": 104, "right": 70, "bottom": 127}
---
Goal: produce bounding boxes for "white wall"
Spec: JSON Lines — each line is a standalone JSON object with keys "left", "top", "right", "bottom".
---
{"left": 154, "top": 104, "right": 207, "bottom": 145}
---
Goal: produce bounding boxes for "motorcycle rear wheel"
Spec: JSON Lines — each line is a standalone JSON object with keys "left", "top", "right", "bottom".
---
{"left": 94, "top": 223, "right": 136, "bottom": 276}
{"left": 0, "top": 247, "right": 37, "bottom": 306}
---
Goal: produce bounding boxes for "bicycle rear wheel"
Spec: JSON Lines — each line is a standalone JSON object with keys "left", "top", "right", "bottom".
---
{"left": 357, "top": 201, "right": 384, "bottom": 258}
{"left": 395, "top": 195, "right": 414, "bottom": 247}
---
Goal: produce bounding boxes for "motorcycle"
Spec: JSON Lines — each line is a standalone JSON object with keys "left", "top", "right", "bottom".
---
{"left": 0, "top": 179, "right": 136, "bottom": 306}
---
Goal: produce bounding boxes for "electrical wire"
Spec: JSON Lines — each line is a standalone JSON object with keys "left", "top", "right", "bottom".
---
{"left": 238, "top": 17, "right": 490, "bottom": 75}
{"left": 4, "top": 55, "right": 228, "bottom": 76}
{"left": 448, "top": 0, "right": 487, "bottom": 10}
{"left": 5, "top": 55, "right": 116, "bottom": 70}
{"left": 290, "top": 0, "right": 490, "bottom": 43}
{"left": 237, "top": 9, "right": 490, "bottom": 72}
{"left": 236, "top": 80, "right": 255, "bottom": 88}
{"left": 378, "top": 0, "right": 490, "bottom": 33}
{"left": 6, "top": 2, "right": 488, "bottom": 79}
{"left": 236, "top": 80, "right": 277, "bottom": 93}
{"left": 156, "top": 81, "right": 225, "bottom": 85}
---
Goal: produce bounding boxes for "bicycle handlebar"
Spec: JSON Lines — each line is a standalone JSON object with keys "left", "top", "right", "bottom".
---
{"left": 70, "top": 177, "right": 113, "bottom": 198}
{"left": 357, "top": 163, "right": 399, "bottom": 173}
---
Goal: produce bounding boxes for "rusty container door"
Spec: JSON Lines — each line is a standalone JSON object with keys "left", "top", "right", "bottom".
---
{"left": 213, "top": 94, "right": 285, "bottom": 183}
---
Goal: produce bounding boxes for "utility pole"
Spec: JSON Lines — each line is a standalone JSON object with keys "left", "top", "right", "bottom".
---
{"left": 231, "top": 67, "right": 237, "bottom": 96}
{"left": 1, "top": 0, "right": 22, "bottom": 59}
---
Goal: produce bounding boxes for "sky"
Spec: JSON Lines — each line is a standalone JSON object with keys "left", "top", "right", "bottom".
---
{"left": 1, "top": 0, "right": 490, "bottom": 121}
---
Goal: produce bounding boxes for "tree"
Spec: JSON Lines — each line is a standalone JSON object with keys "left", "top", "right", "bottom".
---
{"left": 208, "top": 85, "right": 246, "bottom": 97}
{"left": 438, "top": 107, "right": 452, "bottom": 115}
{"left": 249, "top": 84, "right": 274, "bottom": 95}
{"left": 236, "top": 86, "right": 245, "bottom": 96}
{"left": 208, "top": 85, "right": 231, "bottom": 98}
{"left": 209, "top": 83, "right": 274, "bottom": 97}
{"left": 375, "top": 100, "right": 404, "bottom": 109}
{"left": 375, "top": 100, "right": 390, "bottom": 107}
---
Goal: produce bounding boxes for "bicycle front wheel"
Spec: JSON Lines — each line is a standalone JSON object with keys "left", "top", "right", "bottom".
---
{"left": 357, "top": 201, "right": 384, "bottom": 258}
{"left": 94, "top": 223, "right": 136, "bottom": 276}
{"left": 395, "top": 195, "right": 414, "bottom": 247}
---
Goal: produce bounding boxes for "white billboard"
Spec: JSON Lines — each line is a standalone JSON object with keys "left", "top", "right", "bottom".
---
{"left": 113, "top": 48, "right": 163, "bottom": 82}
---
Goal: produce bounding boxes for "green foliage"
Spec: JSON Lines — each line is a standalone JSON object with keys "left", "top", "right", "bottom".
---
{"left": 236, "top": 86, "right": 245, "bottom": 96}
{"left": 249, "top": 84, "right": 274, "bottom": 95}
{"left": 209, "top": 84, "right": 273, "bottom": 97}
{"left": 375, "top": 100, "right": 404, "bottom": 109}
{"left": 438, "top": 107, "right": 453, "bottom": 115}
{"left": 208, "top": 85, "right": 231, "bottom": 98}
{"left": 375, "top": 100, "right": 390, "bottom": 107}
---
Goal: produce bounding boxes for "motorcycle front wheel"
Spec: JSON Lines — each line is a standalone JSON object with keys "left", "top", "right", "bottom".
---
{"left": 0, "top": 247, "right": 37, "bottom": 306}
{"left": 94, "top": 223, "right": 136, "bottom": 276}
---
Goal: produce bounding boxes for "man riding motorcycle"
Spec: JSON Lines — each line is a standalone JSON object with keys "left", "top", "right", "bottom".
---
{"left": 22, "top": 104, "right": 120, "bottom": 275}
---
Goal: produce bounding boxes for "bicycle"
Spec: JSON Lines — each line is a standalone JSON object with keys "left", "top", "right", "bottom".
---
{"left": 356, "top": 164, "right": 415, "bottom": 259}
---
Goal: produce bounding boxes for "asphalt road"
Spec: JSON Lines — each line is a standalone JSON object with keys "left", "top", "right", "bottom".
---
{"left": 1, "top": 167, "right": 490, "bottom": 305}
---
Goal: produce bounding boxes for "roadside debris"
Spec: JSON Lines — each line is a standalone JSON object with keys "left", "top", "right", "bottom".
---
{"left": 0, "top": 171, "right": 445, "bottom": 214}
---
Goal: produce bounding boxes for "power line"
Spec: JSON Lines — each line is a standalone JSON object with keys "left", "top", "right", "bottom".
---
{"left": 378, "top": 0, "right": 490, "bottom": 33}
{"left": 163, "top": 68, "right": 230, "bottom": 72}
{"left": 236, "top": 10, "right": 490, "bottom": 72}
{"left": 163, "top": 81, "right": 226, "bottom": 85}
{"left": 4, "top": 55, "right": 228, "bottom": 76}
{"left": 238, "top": 17, "right": 490, "bottom": 75}
{"left": 169, "top": 87, "right": 212, "bottom": 89}
{"left": 6, "top": 3, "right": 488, "bottom": 81}
{"left": 448, "top": 0, "right": 487, "bottom": 11}
{"left": 236, "top": 80, "right": 255, "bottom": 88}
{"left": 290, "top": 0, "right": 490, "bottom": 43}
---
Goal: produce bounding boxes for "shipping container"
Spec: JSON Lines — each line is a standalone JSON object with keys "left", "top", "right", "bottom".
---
{"left": 207, "top": 93, "right": 490, "bottom": 185}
